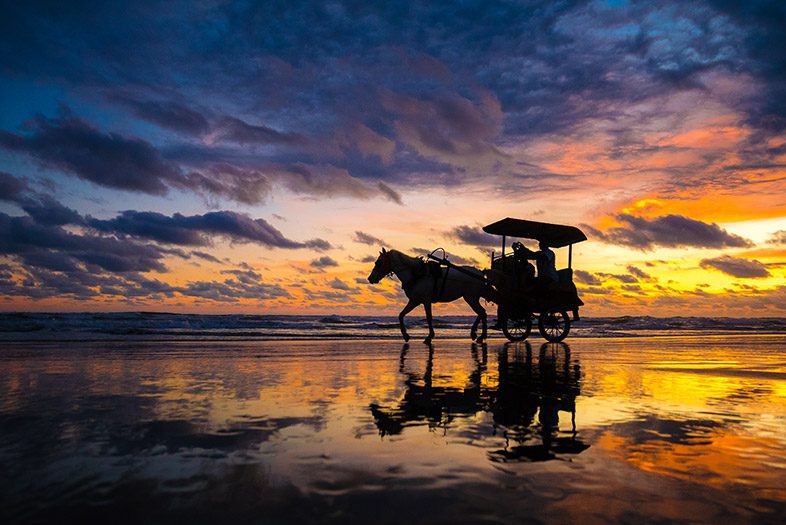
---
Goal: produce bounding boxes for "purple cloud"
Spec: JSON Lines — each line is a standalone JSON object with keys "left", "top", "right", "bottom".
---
{"left": 310, "top": 256, "right": 338, "bottom": 269}
{"left": 353, "top": 231, "right": 386, "bottom": 246}
{"left": 700, "top": 255, "right": 771, "bottom": 278}
{"left": 0, "top": 112, "right": 180, "bottom": 194}
{"left": 583, "top": 214, "right": 752, "bottom": 250}
{"left": 449, "top": 225, "right": 499, "bottom": 248}
{"left": 88, "top": 210, "right": 331, "bottom": 250}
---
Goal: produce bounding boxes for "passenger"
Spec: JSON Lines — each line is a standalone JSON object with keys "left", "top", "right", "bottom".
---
{"left": 511, "top": 242, "right": 535, "bottom": 287}
{"left": 534, "top": 240, "right": 558, "bottom": 284}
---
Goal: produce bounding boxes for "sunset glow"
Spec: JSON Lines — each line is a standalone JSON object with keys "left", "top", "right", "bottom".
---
{"left": 1, "top": 1, "right": 785, "bottom": 316}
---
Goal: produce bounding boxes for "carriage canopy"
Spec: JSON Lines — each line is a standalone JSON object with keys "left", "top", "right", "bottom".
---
{"left": 482, "top": 218, "right": 587, "bottom": 248}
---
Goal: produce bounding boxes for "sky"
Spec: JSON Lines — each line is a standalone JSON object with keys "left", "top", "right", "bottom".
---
{"left": 0, "top": 0, "right": 785, "bottom": 317}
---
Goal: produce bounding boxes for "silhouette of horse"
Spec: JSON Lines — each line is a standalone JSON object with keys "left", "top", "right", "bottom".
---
{"left": 367, "top": 248, "right": 495, "bottom": 343}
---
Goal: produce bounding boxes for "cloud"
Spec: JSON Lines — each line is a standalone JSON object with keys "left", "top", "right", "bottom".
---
{"left": 0, "top": 172, "right": 82, "bottom": 226}
{"left": 449, "top": 225, "right": 499, "bottom": 248}
{"left": 583, "top": 214, "right": 752, "bottom": 250}
{"left": 310, "top": 256, "right": 338, "bottom": 269}
{"left": 326, "top": 278, "right": 357, "bottom": 292}
{"left": 191, "top": 251, "right": 222, "bottom": 264}
{"left": 376, "top": 182, "right": 403, "bottom": 205}
{"left": 626, "top": 265, "right": 656, "bottom": 282}
{"left": 379, "top": 88, "right": 503, "bottom": 161}
{"left": 767, "top": 230, "right": 786, "bottom": 245}
{"left": 0, "top": 213, "right": 170, "bottom": 274}
{"left": 212, "top": 116, "right": 307, "bottom": 146}
{"left": 699, "top": 255, "right": 771, "bottom": 278}
{"left": 111, "top": 95, "right": 211, "bottom": 135}
{"left": 353, "top": 231, "right": 386, "bottom": 246}
{"left": 0, "top": 111, "right": 181, "bottom": 194}
{"left": 0, "top": 171, "right": 27, "bottom": 200}
{"left": 88, "top": 210, "right": 331, "bottom": 249}
{"left": 573, "top": 269, "right": 601, "bottom": 285}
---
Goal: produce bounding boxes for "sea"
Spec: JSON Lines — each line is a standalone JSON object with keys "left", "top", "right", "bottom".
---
{"left": 2, "top": 311, "right": 786, "bottom": 341}
{"left": 2, "top": 313, "right": 785, "bottom": 523}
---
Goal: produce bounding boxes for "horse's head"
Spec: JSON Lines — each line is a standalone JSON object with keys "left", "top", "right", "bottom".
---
{"left": 368, "top": 248, "right": 392, "bottom": 284}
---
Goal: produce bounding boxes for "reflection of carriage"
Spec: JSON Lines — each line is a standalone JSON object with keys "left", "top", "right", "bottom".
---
{"left": 430, "top": 218, "right": 586, "bottom": 343}
{"left": 370, "top": 343, "right": 588, "bottom": 461}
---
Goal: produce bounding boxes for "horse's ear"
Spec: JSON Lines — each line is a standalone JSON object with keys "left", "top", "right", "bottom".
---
{"left": 381, "top": 247, "right": 386, "bottom": 254}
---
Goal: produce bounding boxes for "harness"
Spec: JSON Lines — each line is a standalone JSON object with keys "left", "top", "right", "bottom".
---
{"left": 397, "top": 258, "right": 450, "bottom": 299}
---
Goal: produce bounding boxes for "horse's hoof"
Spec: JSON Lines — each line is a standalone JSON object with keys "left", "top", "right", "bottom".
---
{"left": 402, "top": 334, "right": 410, "bottom": 342}
{"left": 423, "top": 337, "right": 432, "bottom": 344}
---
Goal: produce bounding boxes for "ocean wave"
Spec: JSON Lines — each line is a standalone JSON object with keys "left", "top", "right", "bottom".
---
{"left": 0, "top": 313, "right": 785, "bottom": 342}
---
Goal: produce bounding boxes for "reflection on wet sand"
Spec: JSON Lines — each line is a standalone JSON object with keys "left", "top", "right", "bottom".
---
{"left": 370, "top": 342, "right": 589, "bottom": 462}
{"left": 0, "top": 337, "right": 784, "bottom": 524}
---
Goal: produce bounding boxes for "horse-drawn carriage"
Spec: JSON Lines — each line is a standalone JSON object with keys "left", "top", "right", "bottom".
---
{"left": 429, "top": 218, "right": 586, "bottom": 343}
{"left": 484, "top": 218, "right": 585, "bottom": 342}
{"left": 368, "top": 217, "right": 586, "bottom": 344}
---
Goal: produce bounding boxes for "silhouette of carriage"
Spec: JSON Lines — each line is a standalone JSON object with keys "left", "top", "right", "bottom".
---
{"left": 429, "top": 218, "right": 586, "bottom": 343}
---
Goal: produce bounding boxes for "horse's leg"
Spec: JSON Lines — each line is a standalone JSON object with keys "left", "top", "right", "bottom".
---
{"left": 423, "top": 302, "right": 435, "bottom": 344}
{"left": 465, "top": 296, "right": 487, "bottom": 342}
{"left": 470, "top": 315, "right": 480, "bottom": 341}
{"left": 399, "top": 299, "right": 419, "bottom": 342}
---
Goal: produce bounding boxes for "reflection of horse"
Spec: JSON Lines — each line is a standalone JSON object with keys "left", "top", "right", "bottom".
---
{"left": 369, "top": 342, "right": 588, "bottom": 462}
{"left": 367, "top": 248, "right": 495, "bottom": 343}
{"left": 369, "top": 343, "right": 488, "bottom": 435}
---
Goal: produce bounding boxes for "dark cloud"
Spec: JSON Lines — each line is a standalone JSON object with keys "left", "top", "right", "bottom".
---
{"left": 449, "top": 225, "right": 499, "bottom": 248}
{"left": 699, "top": 255, "right": 771, "bottom": 278}
{"left": 708, "top": 1, "right": 786, "bottom": 131}
{"left": 213, "top": 116, "right": 307, "bottom": 146}
{"left": 310, "top": 256, "right": 338, "bottom": 269}
{"left": 583, "top": 214, "right": 752, "bottom": 250}
{"left": 88, "top": 210, "right": 331, "bottom": 250}
{"left": 0, "top": 171, "right": 27, "bottom": 200}
{"left": 191, "top": 251, "right": 222, "bottom": 264}
{"left": 353, "top": 231, "right": 386, "bottom": 246}
{"left": 626, "top": 265, "right": 655, "bottom": 282}
{"left": 0, "top": 172, "right": 82, "bottom": 225}
{"left": 183, "top": 164, "right": 273, "bottom": 205}
{"left": 326, "top": 278, "right": 357, "bottom": 292}
{"left": 19, "top": 194, "right": 82, "bottom": 226}
{"left": 0, "top": 213, "right": 169, "bottom": 274}
{"left": 0, "top": 112, "right": 400, "bottom": 206}
{"left": 110, "top": 95, "right": 211, "bottom": 135}
{"left": 376, "top": 182, "right": 403, "bottom": 205}
{"left": 573, "top": 269, "right": 601, "bottom": 285}
{"left": 0, "top": 112, "right": 181, "bottom": 194}
{"left": 597, "top": 272, "right": 638, "bottom": 284}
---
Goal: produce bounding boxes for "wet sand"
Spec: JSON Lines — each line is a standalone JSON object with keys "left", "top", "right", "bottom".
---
{"left": 1, "top": 335, "right": 785, "bottom": 524}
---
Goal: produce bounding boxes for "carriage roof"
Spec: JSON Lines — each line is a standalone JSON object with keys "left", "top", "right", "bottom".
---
{"left": 482, "top": 218, "right": 587, "bottom": 248}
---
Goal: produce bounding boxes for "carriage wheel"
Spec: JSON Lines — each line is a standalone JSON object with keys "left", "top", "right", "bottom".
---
{"left": 538, "top": 310, "right": 571, "bottom": 342}
{"left": 502, "top": 315, "right": 532, "bottom": 342}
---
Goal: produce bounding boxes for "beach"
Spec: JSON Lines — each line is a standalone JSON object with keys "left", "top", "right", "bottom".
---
{"left": 1, "top": 333, "right": 785, "bottom": 524}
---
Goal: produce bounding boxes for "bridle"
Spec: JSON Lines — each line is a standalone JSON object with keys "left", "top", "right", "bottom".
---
{"left": 373, "top": 250, "right": 394, "bottom": 280}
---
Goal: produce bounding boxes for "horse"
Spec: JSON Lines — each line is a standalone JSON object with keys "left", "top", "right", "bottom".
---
{"left": 367, "top": 248, "right": 495, "bottom": 344}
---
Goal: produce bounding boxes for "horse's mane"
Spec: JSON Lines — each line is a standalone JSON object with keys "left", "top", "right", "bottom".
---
{"left": 388, "top": 249, "right": 422, "bottom": 266}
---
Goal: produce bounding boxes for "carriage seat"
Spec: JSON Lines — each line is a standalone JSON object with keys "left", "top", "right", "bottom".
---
{"left": 557, "top": 268, "right": 573, "bottom": 284}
